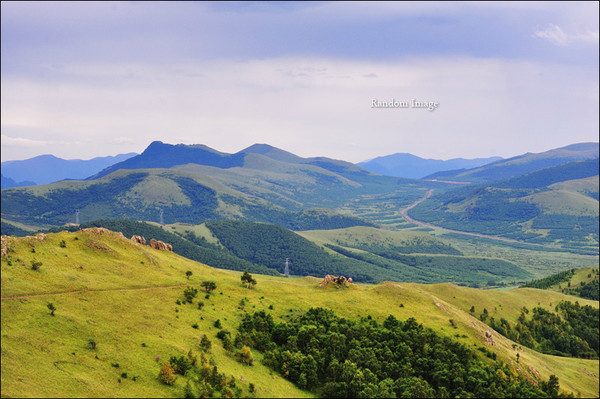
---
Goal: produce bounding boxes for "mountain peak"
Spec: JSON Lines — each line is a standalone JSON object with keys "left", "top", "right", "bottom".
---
{"left": 238, "top": 143, "right": 304, "bottom": 163}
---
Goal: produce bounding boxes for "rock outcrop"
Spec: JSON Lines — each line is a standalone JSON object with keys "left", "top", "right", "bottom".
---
{"left": 131, "top": 235, "right": 147, "bottom": 245}
{"left": 319, "top": 274, "right": 353, "bottom": 287}
{"left": 149, "top": 238, "right": 173, "bottom": 251}
{"left": 485, "top": 330, "right": 495, "bottom": 346}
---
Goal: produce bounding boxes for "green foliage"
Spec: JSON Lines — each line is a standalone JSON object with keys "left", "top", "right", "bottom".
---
{"left": 485, "top": 301, "right": 599, "bottom": 359}
{"left": 87, "top": 338, "right": 97, "bottom": 350}
{"left": 202, "top": 281, "right": 217, "bottom": 293}
{"left": 241, "top": 271, "right": 257, "bottom": 289}
{"left": 200, "top": 334, "right": 212, "bottom": 353}
{"left": 522, "top": 269, "right": 576, "bottom": 290}
{"left": 59, "top": 240, "right": 67, "bottom": 248}
{"left": 236, "top": 346, "right": 253, "bottom": 366}
{"left": 183, "top": 286, "right": 198, "bottom": 303}
{"left": 30, "top": 260, "right": 42, "bottom": 270}
{"left": 158, "top": 363, "right": 177, "bottom": 385}
{"left": 0, "top": 221, "right": 32, "bottom": 237}
{"left": 185, "top": 270, "right": 192, "bottom": 279}
{"left": 239, "top": 307, "right": 563, "bottom": 398}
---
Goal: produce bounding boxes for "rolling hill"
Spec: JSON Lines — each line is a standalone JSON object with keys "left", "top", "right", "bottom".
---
{"left": 1, "top": 142, "right": 425, "bottom": 232}
{"left": 358, "top": 153, "right": 502, "bottom": 179}
{"left": 409, "top": 159, "right": 600, "bottom": 252}
{"left": 425, "top": 142, "right": 598, "bottom": 183}
{"left": 1, "top": 229, "right": 598, "bottom": 398}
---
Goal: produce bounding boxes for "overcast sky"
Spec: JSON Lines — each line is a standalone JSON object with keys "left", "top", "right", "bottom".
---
{"left": 1, "top": 1, "right": 598, "bottom": 163}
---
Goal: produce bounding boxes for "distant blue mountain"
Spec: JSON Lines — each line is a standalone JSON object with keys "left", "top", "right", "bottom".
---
{"left": 0, "top": 174, "right": 37, "bottom": 189}
{"left": 358, "top": 153, "right": 502, "bottom": 179}
{"left": 1, "top": 153, "right": 137, "bottom": 186}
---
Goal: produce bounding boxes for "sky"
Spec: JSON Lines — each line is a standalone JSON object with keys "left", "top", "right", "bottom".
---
{"left": 1, "top": 1, "right": 598, "bottom": 163}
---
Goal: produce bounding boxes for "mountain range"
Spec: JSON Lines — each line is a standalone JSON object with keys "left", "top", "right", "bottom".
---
{"left": 424, "top": 142, "right": 599, "bottom": 183}
{"left": 1, "top": 152, "right": 137, "bottom": 187}
{"left": 358, "top": 153, "right": 503, "bottom": 179}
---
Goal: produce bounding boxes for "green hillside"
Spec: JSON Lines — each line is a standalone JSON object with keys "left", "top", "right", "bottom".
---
{"left": 409, "top": 162, "right": 600, "bottom": 252}
{"left": 2, "top": 230, "right": 598, "bottom": 397}
{"left": 0, "top": 168, "right": 378, "bottom": 232}
{"left": 425, "top": 143, "right": 599, "bottom": 183}
{"left": 521, "top": 267, "right": 599, "bottom": 300}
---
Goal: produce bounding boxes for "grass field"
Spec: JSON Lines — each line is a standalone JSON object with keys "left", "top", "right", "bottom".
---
{"left": 1, "top": 229, "right": 598, "bottom": 398}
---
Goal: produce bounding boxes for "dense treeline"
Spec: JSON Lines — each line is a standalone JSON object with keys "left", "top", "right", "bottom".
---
{"left": 205, "top": 220, "right": 375, "bottom": 282}
{"left": 0, "top": 221, "right": 32, "bottom": 237}
{"left": 236, "top": 308, "right": 569, "bottom": 398}
{"left": 484, "top": 301, "right": 599, "bottom": 359}
{"left": 521, "top": 270, "right": 576, "bottom": 290}
{"left": 564, "top": 279, "right": 600, "bottom": 301}
{"left": 493, "top": 158, "right": 599, "bottom": 189}
{"left": 521, "top": 268, "right": 599, "bottom": 300}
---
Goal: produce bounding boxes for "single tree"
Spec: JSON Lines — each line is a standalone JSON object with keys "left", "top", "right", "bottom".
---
{"left": 241, "top": 271, "right": 257, "bottom": 289}
{"left": 236, "top": 346, "right": 253, "bottom": 365}
{"left": 186, "top": 270, "right": 193, "bottom": 280}
{"left": 201, "top": 280, "right": 217, "bottom": 293}
{"left": 158, "top": 363, "right": 177, "bottom": 385}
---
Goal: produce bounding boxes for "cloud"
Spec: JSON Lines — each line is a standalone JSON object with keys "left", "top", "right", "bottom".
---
{"left": 533, "top": 24, "right": 599, "bottom": 46}
{"left": 1, "top": 134, "right": 49, "bottom": 147}
{"left": 1, "top": 56, "right": 597, "bottom": 162}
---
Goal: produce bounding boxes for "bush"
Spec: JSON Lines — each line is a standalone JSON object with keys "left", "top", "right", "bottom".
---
{"left": 202, "top": 281, "right": 217, "bottom": 293}
{"left": 214, "top": 319, "right": 222, "bottom": 329}
{"left": 158, "top": 363, "right": 177, "bottom": 385}
{"left": 236, "top": 346, "right": 253, "bottom": 365}
{"left": 88, "top": 338, "right": 97, "bottom": 350}
{"left": 59, "top": 240, "right": 67, "bottom": 248}
{"left": 31, "top": 260, "right": 42, "bottom": 270}
{"left": 47, "top": 303, "right": 56, "bottom": 316}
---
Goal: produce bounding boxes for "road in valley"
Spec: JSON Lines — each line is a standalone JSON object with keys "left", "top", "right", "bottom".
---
{"left": 399, "top": 189, "right": 578, "bottom": 251}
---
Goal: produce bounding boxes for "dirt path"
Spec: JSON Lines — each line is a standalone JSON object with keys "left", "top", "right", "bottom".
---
{"left": 1, "top": 283, "right": 187, "bottom": 300}
{"left": 399, "top": 189, "right": 571, "bottom": 251}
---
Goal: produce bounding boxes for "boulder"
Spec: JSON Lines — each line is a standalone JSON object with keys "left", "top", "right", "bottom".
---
{"left": 149, "top": 238, "right": 173, "bottom": 251}
{"left": 131, "top": 235, "right": 146, "bottom": 245}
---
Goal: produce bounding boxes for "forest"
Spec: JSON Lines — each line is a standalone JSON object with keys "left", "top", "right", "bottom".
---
{"left": 234, "top": 308, "right": 570, "bottom": 398}
{"left": 481, "top": 301, "right": 599, "bottom": 359}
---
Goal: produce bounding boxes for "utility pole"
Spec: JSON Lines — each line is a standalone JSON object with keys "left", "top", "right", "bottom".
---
{"left": 75, "top": 209, "right": 80, "bottom": 225}
{"left": 285, "top": 258, "right": 290, "bottom": 277}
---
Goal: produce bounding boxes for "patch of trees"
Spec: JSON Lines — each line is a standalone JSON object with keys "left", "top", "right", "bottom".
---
{"left": 521, "top": 269, "right": 576, "bottom": 290}
{"left": 158, "top": 349, "right": 248, "bottom": 397}
{"left": 235, "top": 307, "right": 570, "bottom": 398}
{"left": 484, "top": 301, "right": 599, "bottom": 359}
{"left": 0, "top": 221, "right": 31, "bottom": 237}
{"left": 563, "top": 279, "right": 600, "bottom": 301}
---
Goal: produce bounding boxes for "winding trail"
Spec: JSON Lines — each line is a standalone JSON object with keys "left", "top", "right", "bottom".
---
{"left": 399, "top": 189, "right": 587, "bottom": 252}
{"left": 1, "top": 283, "right": 187, "bottom": 300}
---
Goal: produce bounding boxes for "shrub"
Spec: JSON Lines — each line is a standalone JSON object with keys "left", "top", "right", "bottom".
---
{"left": 47, "top": 303, "right": 56, "bottom": 316}
{"left": 214, "top": 319, "right": 222, "bottom": 329}
{"left": 198, "top": 301, "right": 205, "bottom": 310}
{"left": 236, "top": 346, "right": 253, "bottom": 365}
{"left": 183, "top": 286, "right": 198, "bottom": 303}
{"left": 59, "top": 240, "right": 67, "bottom": 248}
{"left": 31, "top": 260, "right": 43, "bottom": 270}
{"left": 201, "top": 280, "right": 217, "bottom": 293}
{"left": 186, "top": 270, "right": 193, "bottom": 279}
{"left": 158, "top": 363, "right": 177, "bottom": 385}
{"left": 88, "top": 338, "right": 97, "bottom": 350}
{"left": 200, "top": 334, "right": 212, "bottom": 353}
{"left": 216, "top": 329, "right": 230, "bottom": 340}
{"left": 192, "top": 323, "right": 199, "bottom": 329}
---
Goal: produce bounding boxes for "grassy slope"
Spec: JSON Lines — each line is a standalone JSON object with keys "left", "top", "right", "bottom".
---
{"left": 2, "top": 230, "right": 599, "bottom": 398}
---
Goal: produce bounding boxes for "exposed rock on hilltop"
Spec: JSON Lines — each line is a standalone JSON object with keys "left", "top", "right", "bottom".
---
{"left": 319, "top": 274, "right": 353, "bottom": 287}
{"left": 150, "top": 238, "right": 173, "bottom": 251}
